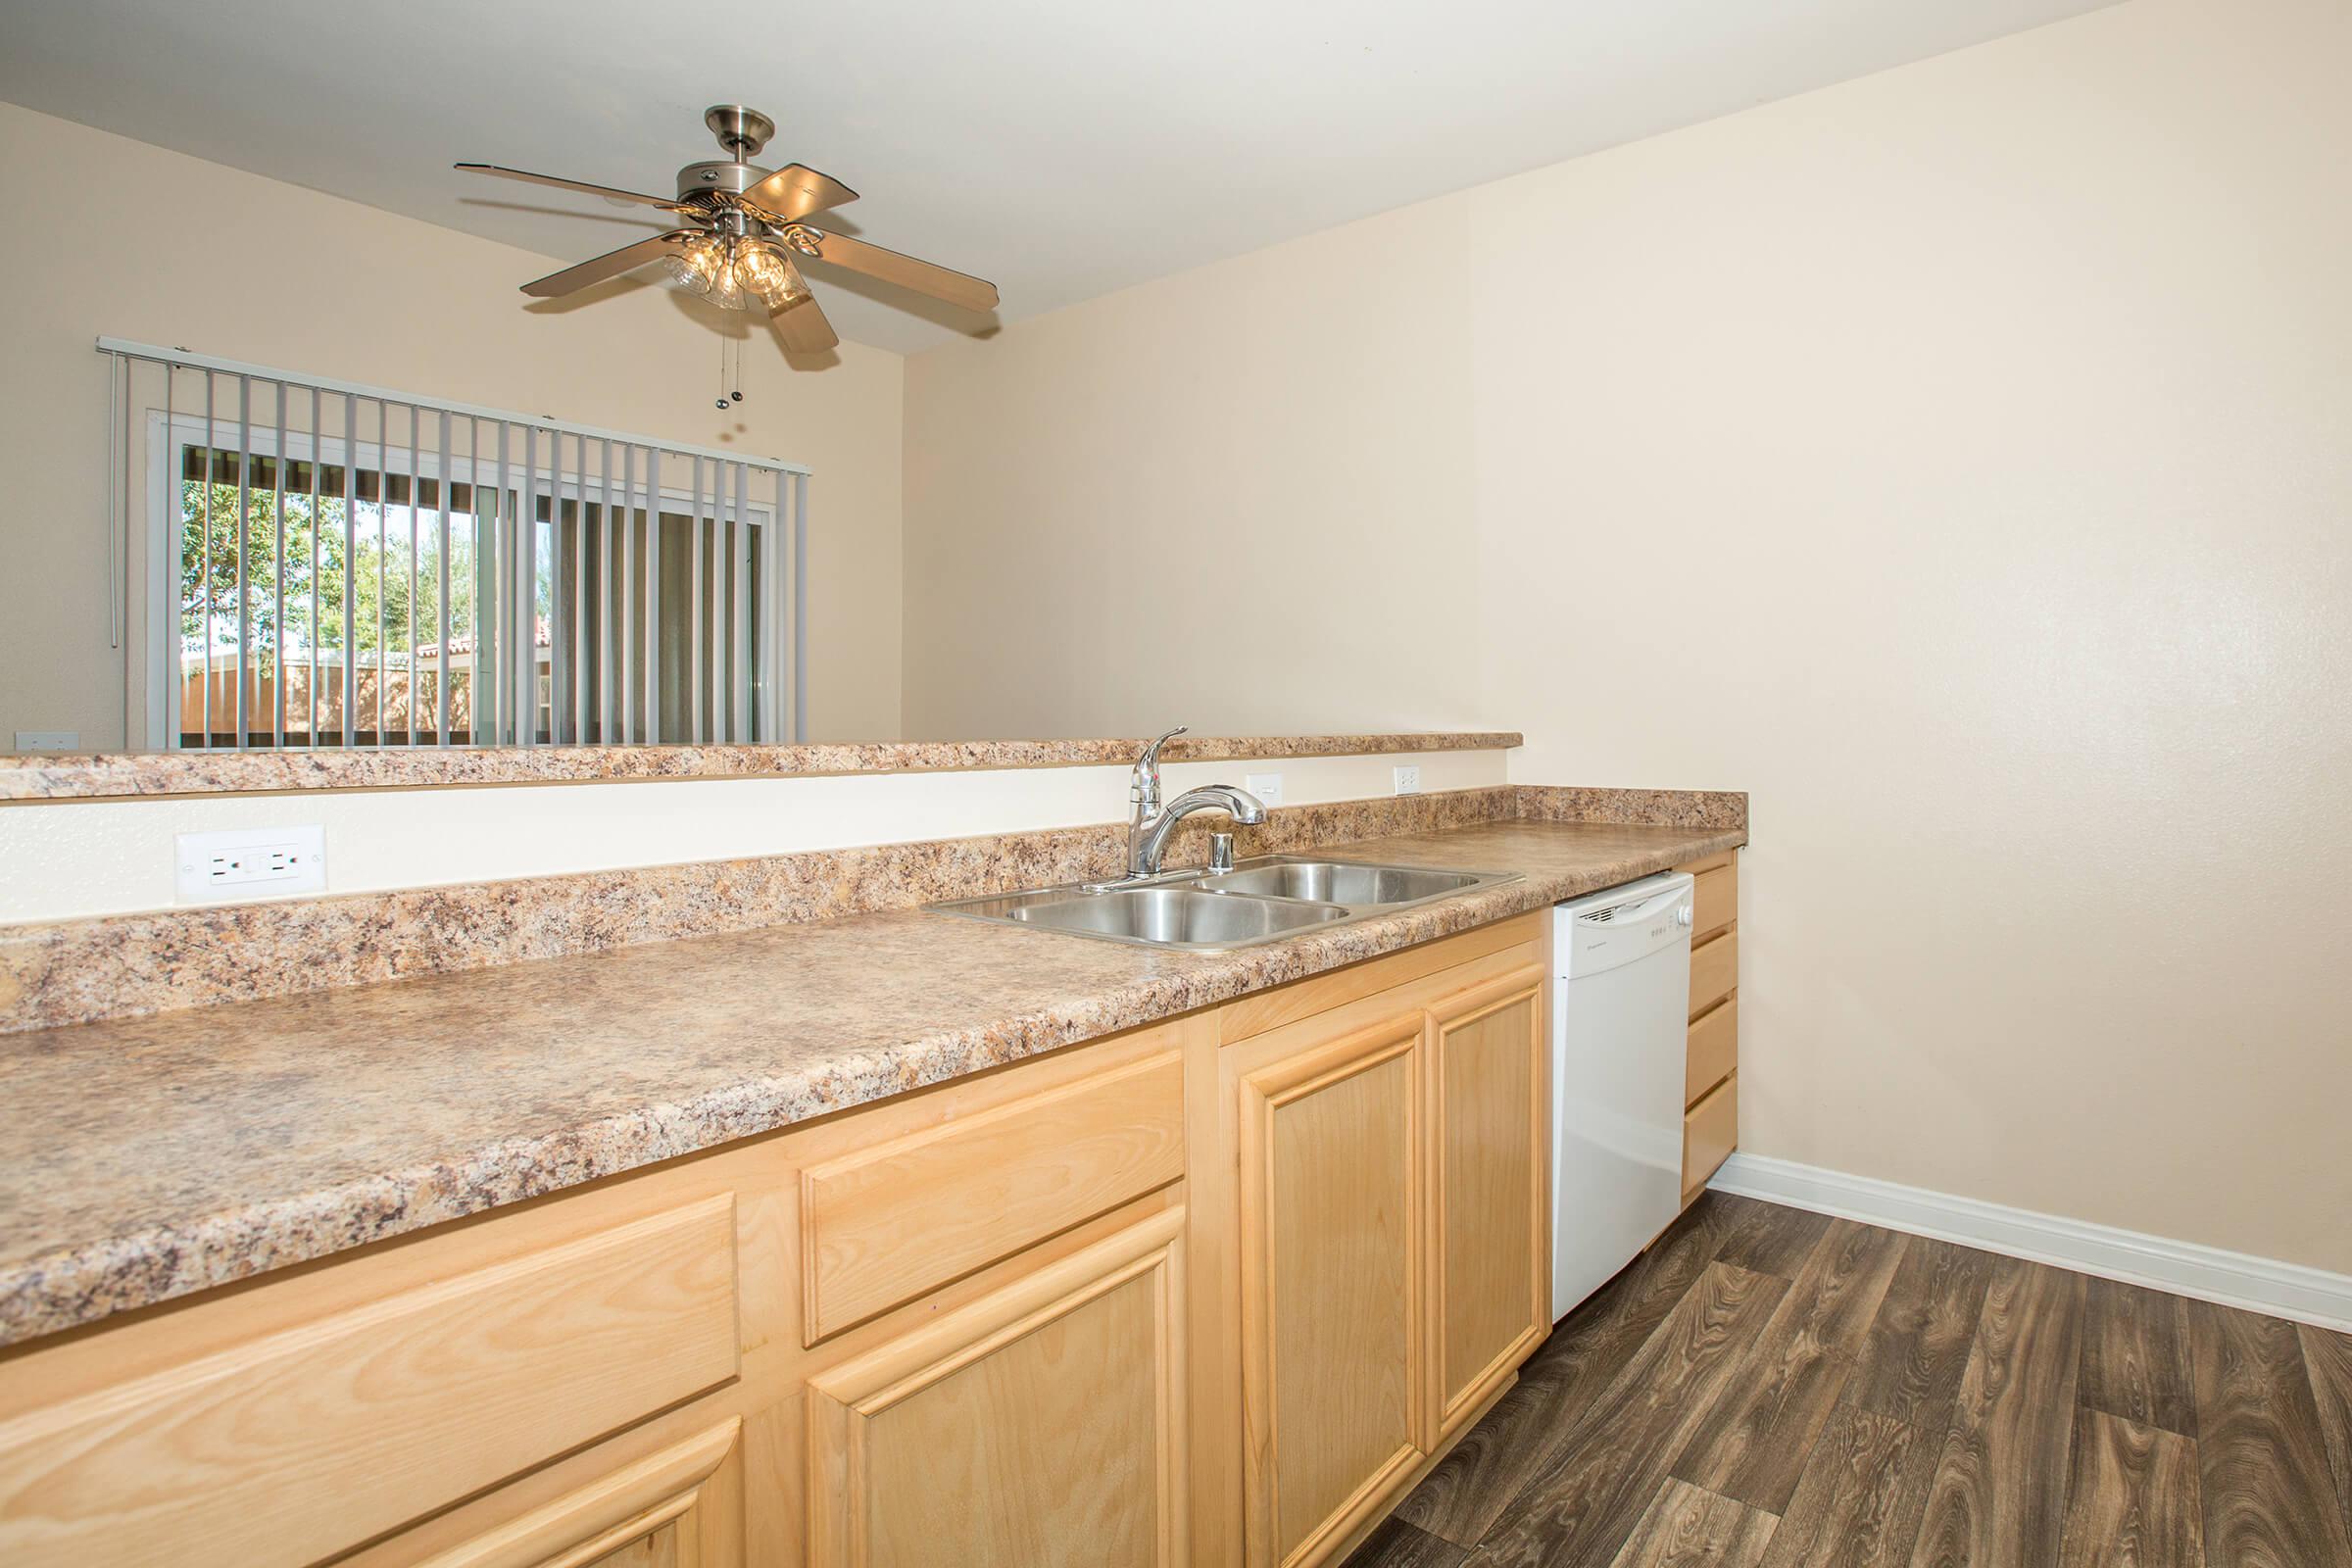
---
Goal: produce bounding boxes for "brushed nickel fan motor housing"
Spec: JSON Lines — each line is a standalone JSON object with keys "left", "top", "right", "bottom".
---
{"left": 676, "top": 160, "right": 772, "bottom": 200}
{"left": 683, "top": 106, "right": 781, "bottom": 209}
{"left": 704, "top": 104, "right": 774, "bottom": 158}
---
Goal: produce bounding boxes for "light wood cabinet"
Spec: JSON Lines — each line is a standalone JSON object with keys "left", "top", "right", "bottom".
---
{"left": 0, "top": 914, "right": 1567, "bottom": 1568}
{"left": 804, "top": 1207, "right": 1188, "bottom": 1568}
{"left": 1684, "top": 1074, "right": 1740, "bottom": 1199}
{"left": 1688, "top": 858, "right": 1738, "bottom": 941}
{"left": 1211, "top": 917, "right": 1552, "bottom": 1568}
{"left": 0, "top": 1197, "right": 741, "bottom": 1568}
{"left": 1426, "top": 964, "right": 1549, "bottom": 1439}
{"left": 1690, "top": 926, "right": 1739, "bottom": 1018}
{"left": 413, "top": 1420, "right": 745, "bottom": 1568}
{"left": 1234, "top": 1010, "right": 1430, "bottom": 1567}
{"left": 1678, "top": 852, "right": 1740, "bottom": 1202}
{"left": 799, "top": 1050, "right": 1186, "bottom": 1343}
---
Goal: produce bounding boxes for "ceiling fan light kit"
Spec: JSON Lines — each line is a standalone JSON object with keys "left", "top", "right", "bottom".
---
{"left": 456, "top": 103, "right": 997, "bottom": 375}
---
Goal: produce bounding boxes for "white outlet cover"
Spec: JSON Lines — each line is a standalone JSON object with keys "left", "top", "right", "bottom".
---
{"left": 175, "top": 825, "right": 326, "bottom": 904}
{"left": 1244, "top": 771, "right": 1285, "bottom": 808}
{"left": 13, "top": 731, "right": 80, "bottom": 752}
{"left": 1394, "top": 764, "right": 1422, "bottom": 795}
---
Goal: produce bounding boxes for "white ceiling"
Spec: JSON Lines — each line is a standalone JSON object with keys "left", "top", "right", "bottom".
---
{"left": 1, "top": 0, "right": 2113, "bottom": 354}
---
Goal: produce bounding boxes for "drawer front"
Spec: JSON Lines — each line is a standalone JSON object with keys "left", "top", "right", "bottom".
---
{"left": 1690, "top": 927, "right": 1739, "bottom": 1018}
{"left": 1687, "top": 997, "right": 1738, "bottom": 1108}
{"left": 0, "top": 1196, "right": 740, "bottom": 1568}
{"left": 1689, "top": 860, "right": 1738, "bottom": 942}
{"left": 1684, "top": 1074, "right": 1739, "bottom": 1198}
{"left": 802, "top": 1051, "right": 1186, "bottom": 1343}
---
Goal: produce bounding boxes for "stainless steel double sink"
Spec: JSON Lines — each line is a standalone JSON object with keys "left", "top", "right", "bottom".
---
{"left": 928, "top": 855, "right": 1521, "bottom": 953}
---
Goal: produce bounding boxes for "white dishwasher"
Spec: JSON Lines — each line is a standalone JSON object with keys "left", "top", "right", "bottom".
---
{"left": 1551, "top": 870, "right": 1695, "bottom": 1320}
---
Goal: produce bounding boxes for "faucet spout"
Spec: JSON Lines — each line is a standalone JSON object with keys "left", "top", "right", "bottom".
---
{"left": 1107, "top": 726, "right": 1269, "bottom": 883}
{"left": 1127, "top": 783, "right": 1267, "bottom": 880}
{"left": 1171, "top": 784, "right": 1266, "bottom": 825}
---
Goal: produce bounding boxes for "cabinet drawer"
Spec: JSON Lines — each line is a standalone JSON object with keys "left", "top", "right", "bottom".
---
{"left": 1689, "top": 860, "right": 1738, "bottom": 942}
{"left": 1684, "top": 1074, "right": 1739, "bottom": 1199}
{"left": 1687, "top": 998, "right": 1738, "bottom": 1108}
{"left": 0, "top": 1196, "right": 740, "bottom": 1568}
{"left": 1690, "top": 928, "right": 1739, "bottom": 1018}
{"left": 802, "top": 1051, "right": 1186, "bottom": 1342}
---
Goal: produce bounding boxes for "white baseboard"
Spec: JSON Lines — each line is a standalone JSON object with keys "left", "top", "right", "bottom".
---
{"left": 1709, "top": 1152, "right": 2352, "bottom": 1333}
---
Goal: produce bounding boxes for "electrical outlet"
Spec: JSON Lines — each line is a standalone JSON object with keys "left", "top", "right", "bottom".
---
{"left": 175, "top": 826, "right": 326, "bottom": 903}
{"left": 13, "top": 731, "right": 80, "bottom": 752}
{"left": 1394, "top": 764, "right": 1422, "bottom": 796}
{"left": 1244, "top": 771, "right": 1285, "bottom": 808}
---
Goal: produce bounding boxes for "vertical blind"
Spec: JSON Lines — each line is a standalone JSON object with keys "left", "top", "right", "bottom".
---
{"left": 97, "top": 338, "right": 809, "bottom": 750}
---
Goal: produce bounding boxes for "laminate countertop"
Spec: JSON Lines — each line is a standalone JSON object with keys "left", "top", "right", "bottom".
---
{"left": 0, "top": 817, "right": 1740, "bottom": 1348}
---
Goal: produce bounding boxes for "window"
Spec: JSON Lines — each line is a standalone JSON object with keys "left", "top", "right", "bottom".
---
{"left": 106, "top": 342, "right": 808, "bottom": 751}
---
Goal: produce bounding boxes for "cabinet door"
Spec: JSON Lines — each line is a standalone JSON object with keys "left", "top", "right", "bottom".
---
{"left": 805, "top": 1207, "right": 1187, "bottom": 1568}
{"left": 1236, "top": 1011, "right": 1427, "bottom": 1568}
{"left": 410, "top": 1419, "right": 742, "bottom": 1568}
{"left": 1424, "top": 965, "right": 1549, "bottom": 1437}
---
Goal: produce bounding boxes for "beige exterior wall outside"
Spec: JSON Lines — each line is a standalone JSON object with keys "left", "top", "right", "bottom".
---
{"left": 903, "top": 0, "right": 2352, "bottom": 1273}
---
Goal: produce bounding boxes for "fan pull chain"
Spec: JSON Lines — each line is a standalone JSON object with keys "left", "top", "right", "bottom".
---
{"left": 714, "top": 335, "right": 747, "bottom": 411}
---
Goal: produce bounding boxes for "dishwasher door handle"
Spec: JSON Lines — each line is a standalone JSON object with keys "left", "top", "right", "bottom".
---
{"left": 1577, "top": 885, "right": 1689, "bottom": 927}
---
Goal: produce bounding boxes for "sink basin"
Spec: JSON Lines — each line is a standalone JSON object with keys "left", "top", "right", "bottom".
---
{"left": 941, "top": 885, "right": 1349, "bottom": 951}
{"left": 1199, "top": 859, "right": 1484, "bottom": 906}
{"left": 929, "top": 855, "right": 1521, "bottom": 953}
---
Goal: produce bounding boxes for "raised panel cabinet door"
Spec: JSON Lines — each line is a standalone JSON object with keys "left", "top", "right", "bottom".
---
{"left": 1237, "top": 1011, "right": 1427, "bottom": 1568}
{"left": 1424, "top": 964, "right": 1549, "bottom": 1439}
{"left": 409, "top": 1418, "right": 744, "bottom": 1568}
{"left": 804, "top": 1207, "right": 1188, "bottom": 1568}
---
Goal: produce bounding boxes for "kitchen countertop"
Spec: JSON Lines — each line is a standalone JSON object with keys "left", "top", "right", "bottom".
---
{"left": 0, "top": 816, "right": 1740, "bottom": 1348}
{"left": 0, "top": 731, "right": 1522, "bottom": 802}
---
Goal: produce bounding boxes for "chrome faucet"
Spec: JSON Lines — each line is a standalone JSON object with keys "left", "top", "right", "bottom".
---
{"left": 1117, "top": 726, "right": 1268, "bottom": 881}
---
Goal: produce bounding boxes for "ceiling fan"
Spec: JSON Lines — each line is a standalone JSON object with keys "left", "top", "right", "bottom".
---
{"left": 457, "top": 105, "right": 999, "bottom": 358}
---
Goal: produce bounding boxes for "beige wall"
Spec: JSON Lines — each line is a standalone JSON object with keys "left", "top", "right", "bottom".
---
{"left": 902, "top": 196, "right": 1485, "bottom": 738}
{"left": 906, "top": 0, "right": 2352, "bottom": 1273}
{"left": 0, "top": 101, "right": 906, "bottom": 748}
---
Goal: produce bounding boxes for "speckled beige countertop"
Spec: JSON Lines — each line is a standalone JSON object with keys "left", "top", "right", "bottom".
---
{"left": 0, "top": 817, "right": 1739, "bottom": 1348}
{"left": 0, "top": 731, "right": 1522, "bottom": 802}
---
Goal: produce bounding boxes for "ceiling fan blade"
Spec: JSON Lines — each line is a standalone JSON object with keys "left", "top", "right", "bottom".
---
{"left": 520, "top": 230, "right": 695, "bottom": 298}
{"left": 456, "top": 163, "right": 687, "bottom": 213}
{"left": 769, "top": 268, "right": 840, "bottom": 354}
{"left": 795, "top": 228, "right": 998, "bottom": 313}
{"left": 740, "top": 164, "right": 859, "bottom": 223}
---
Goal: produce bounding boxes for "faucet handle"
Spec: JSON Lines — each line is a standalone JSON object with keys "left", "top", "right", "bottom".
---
{"left": 1133, "top": 725, "right": 1187, "bottom": 803}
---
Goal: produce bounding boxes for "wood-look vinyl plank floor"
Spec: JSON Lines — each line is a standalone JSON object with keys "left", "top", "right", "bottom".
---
{"left": 2297, "top": 1322, "right": 2352, "bottom": 1549}
{"left": 1753, "top": 1406, "right": 1938, "bottom": 1568}
{"left": 1669, "top": 1219, "right": 1910, "bottom": 1514}
{"left": 2078, "top": 1277, "right": 2197, "bottom": 1440}
{"left": 2183, "top": 1298, "right": 2352, "bottom": 1567}
{"left": 1467, "top": 1261, "right": 1789, "bottom": 1567}
{"left": 1841, "top": 1237, "right": 1993, "bottom": 1432}
{"left": 1607, "top": 1478, "right": 1780, "bottom": 1567}
{"left": 2054, "top": 1408, "right": 2203, "bottom": 1568}
{"left": 1344, "top": 1196, "right": 2350, "bottom": 1568}
{"left": 1346, "top": 1516, "right": 1474, "bottom": 1567}
{"left": 1904, "top": 1254, "right": 2085, "bottom": 1565}
{"left": 1396, "top": 1193, "right": 1775, "bottom": 1545}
